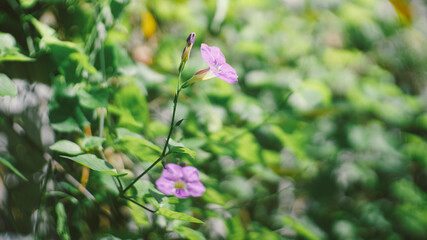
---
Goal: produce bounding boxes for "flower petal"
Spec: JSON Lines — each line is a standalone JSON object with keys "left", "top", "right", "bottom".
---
{"left": 217, "top": 63, "right": 238, "bottom": 84}
{"left": 162, "top": 163, "right": 183, "bottom": 181}
{"left": 201, "top": 44, "right": 215, "bottom": 66}
{"left": 174, "top": 188, "right": 191, "bottom": 198}
{"left": 155, "top": 177, "right": 175, "bottom": 195}
{"left": 182, "top": 166, "right": 200, "bottom": 182}
{"left": 209, "top": 46, "right": 226, "bottom": 65}
{"left": 201, "top": 43, "right": 226, "bottom": 67}
{"left": 187, "top": 181, "right": 206, "bottom": 197}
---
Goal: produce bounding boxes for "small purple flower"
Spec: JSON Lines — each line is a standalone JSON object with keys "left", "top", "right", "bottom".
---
{"left": 198, "top": 43, "right": 238, "bottom": 84}
{"left": 155, "top": 163, "right": 206, "bottom": 198}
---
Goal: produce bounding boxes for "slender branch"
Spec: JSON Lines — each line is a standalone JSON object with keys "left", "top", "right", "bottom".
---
{"left": 52, "top": 159, "right": 96, "bottom": 201}
{"left": 116, "top": 176, "right": 123, "bottom": 192}
{"left": 120, "top": 34, "right": 193, "bottom": 209}
{"left": 121, "top": 71, "right": 183, "bottom": 193}
{"left": 160, "top": 88, "right": 181, "bottom": 159}
{"left": 121, "top": 155, "right": 164, "bottom": 193}
{"left": 121, "top": 195, "right": 156, "bottom": 213}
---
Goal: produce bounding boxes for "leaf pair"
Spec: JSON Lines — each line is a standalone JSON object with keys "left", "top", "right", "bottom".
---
{"left": 50, "top": 139, "right": 122, "bottom": 176}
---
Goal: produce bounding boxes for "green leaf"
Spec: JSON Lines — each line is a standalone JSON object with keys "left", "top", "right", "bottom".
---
{"left": 128, "top": 201, "right": 151, "bottom": 226}
{"left": 51, "top": 118, "right": 81, "bottom": 133}
{"left": 148, "top": 189, "right": 167, "bottom": 204}
{"left": 69, "top": 52, "right": 97, "bottom": 74}
{"left": 108, "top": 104, "right": 144, "bottom": 131}
{"left": 175, "top": 119, "right": 185, "bottom": 127}
{"left": 61, "top": 154, "right": 120, "bottom": 176}
{"left": 0, "top": 33, "right": 16, "bottom": 50}
{"left": 0, "top": 73, "right": 17, "bottom": 97}
{"left": 0, "top": 52, "right": 35, "bottom": 62}
{"left": 77, "top": 89, "right": 108, "bottom": 109}
{"left": 20, "top": 0, "right": 37, "bottom": 9}
{"left": 235, "top": 132, "right": 260, "bottom": 164}
{"left": 50, "top": 140, "right": 83, "bottom": 155}
{"left": 0, "top": 157, "right": 28, "bottom": 181}
{"left": 156, "top": 207, "right": 204, "bottom": 224}
{"left": 0, "top": 33, "right": 34, "bottom": 62}
{"left": 30, "top": 17, "right": 56, "bottom": 38}
{"left": 116, "top": 127, "right": 143, "bottom": 139}
{"left": 115, "top": 136, "right": 161, "bottom": 162}
{"left": 40, "top": 36, "right": 95, "bottom": 81}
{"left": 226, "top": 216, "right": 245, "bottom": 240}
{"left": 113, "top": 84, "right": 149, "bottom": 130}
{"left": 171, "top": 146, "right": 196, "bottom": 159}
{"left": 174, "top": 226, "right": 206, "bottom": 240}
{"left": 283, "top": 216, "right": 321, "bottom": 240}
{"left": 55, "top": 202, "right": 71, "bottom": 240}
{"left": 168, "top": 139, "right": 196, "bottom": 159}
{"left": 201, "top": 187, "right": 227, "bottom": 206}
{"left": 82, "top": 136, "right": 105, "bottom": 149}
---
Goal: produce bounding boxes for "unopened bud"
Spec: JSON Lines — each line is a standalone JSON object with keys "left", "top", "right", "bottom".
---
{"left": 187, "top": 32, "right": 196, "bottom": 46}
{"left": 179, "top": 32, "right": 196, "bottom": 73}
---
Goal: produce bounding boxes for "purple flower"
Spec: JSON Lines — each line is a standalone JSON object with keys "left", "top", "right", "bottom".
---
{"left": 155, "top": 164, "right": 206, "bottom": 198}
{"left": 200, "top": 43, "right": 238, "bottom": 83}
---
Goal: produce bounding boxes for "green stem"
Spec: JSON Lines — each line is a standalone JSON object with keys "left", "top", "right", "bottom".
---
{"left": 121, "top": 155, "right": 164, "bottom": 193}
{"left": 122, "top": 72, "right": 183, "bottom": 194}
{"left": 121, "top": 194, "right": 156, "bottom": 213}
{"left": 160, "top": 85, "right": 181, "bottom": 160}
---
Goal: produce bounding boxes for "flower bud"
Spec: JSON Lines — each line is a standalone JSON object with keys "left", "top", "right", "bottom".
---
{"left": 187, "top": 32, "right": 196, "bottom": 46}
{"left": 179, "top": 32, "right": 196, "bottom": 73}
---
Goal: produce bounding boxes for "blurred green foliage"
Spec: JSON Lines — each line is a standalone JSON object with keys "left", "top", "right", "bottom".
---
{"left": 1, "top": 0, "right": 427, "bottom": 239}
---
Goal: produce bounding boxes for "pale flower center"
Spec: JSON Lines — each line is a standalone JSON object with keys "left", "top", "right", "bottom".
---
{"left": 174, "top": 179, "right": 187, "bottom": 190}
{"left": 217, "top": 64, "right": 222, "bottom": 73}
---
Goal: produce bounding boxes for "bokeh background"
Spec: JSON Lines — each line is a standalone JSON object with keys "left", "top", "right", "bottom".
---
{"left": 1, "top": 0, "right": 427, "bottom": 239}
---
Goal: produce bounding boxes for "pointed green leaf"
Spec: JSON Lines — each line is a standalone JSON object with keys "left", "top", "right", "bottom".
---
{"left": 50, "top": 140, "right": 83, "bottom": 155}
{"left": 77, "top": 89, "right": 108, "bottom": 109}
{"left": 0, "top": 32, "right": 33, "bottom": 62}
{"left": 0, "top": 73, "right": 17, "bottom": 97}
{"left": 168, "top": 139, "right": 196, "bottom": 159}
{"left": 82, "top": 136, "right": 105, "bottom": 149}
{"left": 175, "top": 119, "right": 185, "bottom": 127}
{"left": 115, "top": 136, "right": 161, "bottom": 162}
{"left": 30, "top": 17, "right": 56, "bottom": 38}
{"left": 174, "top": 226, "right": 206, "bottom": 240}
{"left": 156, "top": 207, "right": 203, "bottom": 224}
{"left": 0, "top": 157, "right": 28, "bottom": 181}
{"left": 0, "top": 52, "right": 35, "bottom": 62}
{"left": 55, "top": 202, "right": 71, "bottom": 240}
{"left": 116, "top": 128, "right": 143, "bottom": 139}
{"left": 170, "top": 146, "right": 196, "bottom": 159}
{"left": 69, "top": 52, "right": 97, "bottom": 74}
{"left": 51, "top": 118, "right": 81, "bottom": 133}
{"left": 283, "top": 216, "right": 321, "bottom": 240}
{"left": 61, "top": 154, "right": 120, "bottom": 176}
